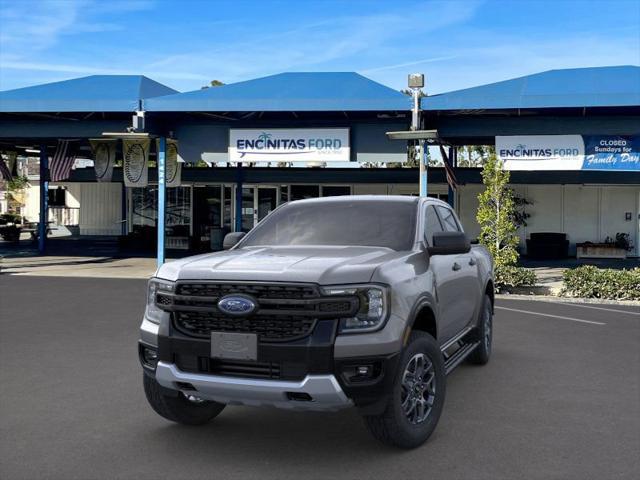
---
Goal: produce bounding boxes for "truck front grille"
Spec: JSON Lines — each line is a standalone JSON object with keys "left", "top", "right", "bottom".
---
{"left": 165, "top": 282, "right": 358, "bottom": 342}
{"left": 174, "top": 311, "right": 316, "bottom": 341}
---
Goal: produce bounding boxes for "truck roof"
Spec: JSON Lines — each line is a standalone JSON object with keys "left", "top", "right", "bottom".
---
{"left": 290, "top": 195, "right": 421, "bottom": 206}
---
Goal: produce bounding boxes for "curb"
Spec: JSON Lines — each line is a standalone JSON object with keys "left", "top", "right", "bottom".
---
{"left": 495, "top": 293, "right": 640, "bottom": 307}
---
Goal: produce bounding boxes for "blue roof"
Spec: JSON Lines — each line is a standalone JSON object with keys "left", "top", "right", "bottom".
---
{"left": 0, "top": 75, "right": 178, "bottom": 113}
{"left": 422, "top": 66, "right": 640, "bottom": 111}
{"left": 145, "top": 72, "right": 411, "bottom": 112}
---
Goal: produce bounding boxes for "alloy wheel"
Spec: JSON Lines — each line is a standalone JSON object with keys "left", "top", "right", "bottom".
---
{"left": 401, "top": 353, "right": 436, "bottom": 424}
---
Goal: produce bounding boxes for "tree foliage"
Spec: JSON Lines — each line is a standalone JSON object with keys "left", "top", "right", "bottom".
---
{"left": 201, "top": 79, "right": 225, "bottom": 89}
{"left": 457, "top": 145, "right": 495, "bottom": 167}
{"left": 476, "top": 153, "right": 519, "bottom": 267}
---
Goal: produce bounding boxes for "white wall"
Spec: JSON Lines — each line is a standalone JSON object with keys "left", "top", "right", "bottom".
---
{"left": 78, "top": 182, "right": 122, "bottom": 235}
{"left": 457, "top": 183, "right": 640, "bottom": 257}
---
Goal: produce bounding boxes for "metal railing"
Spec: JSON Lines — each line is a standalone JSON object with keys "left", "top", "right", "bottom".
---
{"left": 48, "top": 207, "right": 79, "bottom": 226}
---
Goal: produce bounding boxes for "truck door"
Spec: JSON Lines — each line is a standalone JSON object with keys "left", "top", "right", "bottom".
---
{"left": 424, "top": 205, "right": 461, "bottom": 343}
{"left": 434, "top": 205, "right": 481, "bottom": 337}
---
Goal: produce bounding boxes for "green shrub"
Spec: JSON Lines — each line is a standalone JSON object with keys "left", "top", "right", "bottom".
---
{"left": 561, "top": 265, "right": 640, "bottom": 300}
{"left": 495, "top": 265, "right": 537, "bottom": 291}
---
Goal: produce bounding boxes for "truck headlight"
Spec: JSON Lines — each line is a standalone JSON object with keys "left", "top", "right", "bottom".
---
{"left": 322, "top": 285, "right": 389, "bottom": 333}
{"left": 145, "top": 278, "right": 175, "bottom": 324}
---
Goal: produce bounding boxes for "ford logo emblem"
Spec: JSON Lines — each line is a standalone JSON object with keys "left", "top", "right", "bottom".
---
{"left": 217, "top": 295, "right": 257, "bottom": 316}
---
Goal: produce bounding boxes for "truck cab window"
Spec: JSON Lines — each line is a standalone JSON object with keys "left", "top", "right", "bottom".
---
{"left": 424, "top": 205, "right": 444, "bottom": 245}
{"left": 436, "top": 205, "right": 462, "bottom": 233}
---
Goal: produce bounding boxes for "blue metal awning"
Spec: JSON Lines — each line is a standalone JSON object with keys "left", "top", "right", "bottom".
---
{"left": 145, "top": 72, "right": 411, "bottom": 112}
{"left": 422, "top": 66, "right": 640, "bottom": 111}
{"left": 0, "top": 75, "right": 178, "bottom": 113}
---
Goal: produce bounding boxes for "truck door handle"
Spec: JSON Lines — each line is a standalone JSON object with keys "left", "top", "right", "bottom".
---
{"left": 452, "top": 262, "right": 461, "bottom": 271}
{"left": 469, "top": 258, "right": 477, "bottom": 266}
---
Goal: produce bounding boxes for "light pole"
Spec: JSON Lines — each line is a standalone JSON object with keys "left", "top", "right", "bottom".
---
{"left": 408, "top": 73, "right": 427, "bottom": 196}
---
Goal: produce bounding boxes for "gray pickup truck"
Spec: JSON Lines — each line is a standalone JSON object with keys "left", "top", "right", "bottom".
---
{"left": 139, "top": 196, "right": 494, "bottom": 448}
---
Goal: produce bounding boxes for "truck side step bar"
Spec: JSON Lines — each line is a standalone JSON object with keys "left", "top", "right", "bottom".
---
{"left": 443, "top": 340, "right": 480, "bottom": 374}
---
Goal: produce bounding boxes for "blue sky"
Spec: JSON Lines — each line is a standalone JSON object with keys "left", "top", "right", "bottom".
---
{"left": 0, "top": 0, "right": 638, "bottom": 94}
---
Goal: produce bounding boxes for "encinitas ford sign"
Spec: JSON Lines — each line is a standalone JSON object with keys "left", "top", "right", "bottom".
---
{"left": 497, "top": 135, "right": 640, "bottom": 171}
{"left": 229, "top": 128, "right": 350, "bottom": 162}
{"left": 497, "top": 135, "right": 585, "bottom": 170}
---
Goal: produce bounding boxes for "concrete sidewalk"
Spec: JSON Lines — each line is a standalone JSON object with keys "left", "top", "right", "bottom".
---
{"left": 0, "top": 255, "right": 158, "bottom": 278}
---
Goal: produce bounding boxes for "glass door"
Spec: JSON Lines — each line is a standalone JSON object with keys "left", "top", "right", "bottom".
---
{"left": 257, "top": 187, "right": 278, "bottom": 223}
{"left": 234, "top": 185, "right": 280, "bottom": 232}
{"left": 241, "top": 187, "right": 255, "bottom": 232}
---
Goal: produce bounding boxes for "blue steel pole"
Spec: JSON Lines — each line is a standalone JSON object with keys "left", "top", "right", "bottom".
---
{"left": 157, "top": 137, "right": 166, "bottom": 267}
{"left": 419, "top": 140, "right": 428, "bottom": 197}
{"left": 38, "top": 145, "right": 48, "bottom": 254}
{"left": 235, "top": 162, "right": 243, "bottom": 232}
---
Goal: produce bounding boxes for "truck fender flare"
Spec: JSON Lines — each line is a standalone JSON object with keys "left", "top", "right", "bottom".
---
{"left": 403, "top": 295, "right": 438, "bottom": 346}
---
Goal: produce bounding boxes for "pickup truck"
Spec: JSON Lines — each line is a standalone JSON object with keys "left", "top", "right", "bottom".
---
{"left": 139, "top": 196, "right": 494, "bottom": 448}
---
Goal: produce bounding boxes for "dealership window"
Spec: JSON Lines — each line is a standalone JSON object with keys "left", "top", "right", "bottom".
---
{"left": 166, "top": 186, "right": 192, "bottom": 249}
{"left": 48, "top": 188, "right": 66, "bottom": 207}
{"left": 427, "top": 193, "right": 448, "bottom": 201}
{"left": 321, "top": 185, "right": 351, "bottom": 197}
{"left": 280, "top": 185, "right": 289, "bottom": 204}
{"left": 131, "top": 185, "right": 191, "bottom": 235}
{"left": 223, "top": 186, "right": 232, "bottom": 229}
{"left": 290, "top": 185, "right": 320, "bottom": 200}
{"left": 131, "top": 187, "right": 158, "bottom": 229}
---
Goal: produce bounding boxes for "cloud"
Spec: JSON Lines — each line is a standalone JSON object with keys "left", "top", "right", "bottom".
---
{"left": 361, "top": 56, "right": 459, "bottom": 74}
{"left": 0, "top": 0, "right": 153, "bottom": 55}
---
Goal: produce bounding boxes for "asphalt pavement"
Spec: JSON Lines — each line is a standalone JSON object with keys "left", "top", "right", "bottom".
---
{"left": 0, "top": 276, "right": 638, "bottom": 480}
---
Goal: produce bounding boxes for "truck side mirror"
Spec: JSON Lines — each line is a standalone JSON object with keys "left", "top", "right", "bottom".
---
{"left": 223, "top": 232, "right": 246, "bottom": 250}
{"left": 428, "top": 231, "right": 470, "bottom": 255}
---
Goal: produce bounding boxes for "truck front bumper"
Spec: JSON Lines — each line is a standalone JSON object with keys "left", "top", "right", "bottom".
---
{"left": 155, "top": 361, "right": 352, "bottom": 411}
{"left": 140, "top": 316, "right": 401, "bottom": 414}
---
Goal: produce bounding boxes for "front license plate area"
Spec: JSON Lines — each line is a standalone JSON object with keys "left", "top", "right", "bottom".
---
{"left": 211, "top": 332, "right": 258, "bottom": 361}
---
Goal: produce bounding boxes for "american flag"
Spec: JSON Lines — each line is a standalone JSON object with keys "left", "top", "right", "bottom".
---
{"left": 49, "top": 140, "right": 78, "bottom": 182}
{"left": 439, "top": 145, "right": 458, "bottom": 190}
{"left": 0, "top": 156, "right": 12, "bottom": 181}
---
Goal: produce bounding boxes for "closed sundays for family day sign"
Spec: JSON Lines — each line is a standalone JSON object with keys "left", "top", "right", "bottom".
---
{"left": 229, "top": 128, "right": 350, "bottom": 162}
{"left": 497, "top": 135, "right": 640, "bottom": 171}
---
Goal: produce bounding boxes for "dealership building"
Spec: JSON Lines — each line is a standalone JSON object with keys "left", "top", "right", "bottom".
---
{"left": 1, "top": 65, "right": 638, "bottom": 259}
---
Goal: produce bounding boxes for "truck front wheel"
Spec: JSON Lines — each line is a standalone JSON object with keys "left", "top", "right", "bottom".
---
{"left": 363, "top": 331, "right": 446, "bottom": 449}
{"left": 143, "top": 374, "right": 226, "bottom": 425}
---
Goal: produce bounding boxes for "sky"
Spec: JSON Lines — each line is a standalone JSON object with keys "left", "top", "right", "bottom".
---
{"left": 0, "top": 0, "right": 639, "bottom": 94}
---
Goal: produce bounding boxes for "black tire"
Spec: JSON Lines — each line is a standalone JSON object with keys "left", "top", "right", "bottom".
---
{"left": 143, "top": 374, "right": 226, "bottom": 425}
{"left": 363, "top": 331, "right": 446, "bottom": 449}
{"left": 468, "top": 294, "right": 493, "bottom": 365}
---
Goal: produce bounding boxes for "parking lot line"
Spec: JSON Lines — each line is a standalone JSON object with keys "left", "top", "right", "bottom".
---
{"left": 538, "top": 302, "right": 640, "bottom": 316}
{"left": 495, "top": 306, "right": 606, "bottom": 326}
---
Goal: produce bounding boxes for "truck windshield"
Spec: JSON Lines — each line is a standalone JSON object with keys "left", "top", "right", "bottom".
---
{"left": 240, "top": 199, "right": 417, "bottom": 251}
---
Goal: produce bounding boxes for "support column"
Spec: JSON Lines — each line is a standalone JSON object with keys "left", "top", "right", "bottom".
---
{"left": 157, "top": 137, "right": 166, "bottom": 267}
{"left": 447, "top": 146, "right": 456, "bottom": 208}
{"left": 121, "top": 182, "right": 127, "bottom": 236}
{"left": 235, "top": 163, "right": 243, "bottom": 232}
{"left": 419, "top": 140, "right": 428, "bottom": 197}
{"left": 38, "top": 145, "right": 48, "bottom": 254}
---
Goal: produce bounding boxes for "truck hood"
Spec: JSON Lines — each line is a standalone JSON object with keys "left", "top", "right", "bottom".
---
{"left": 156, "top": 246, "right": 405, "bottom": 285}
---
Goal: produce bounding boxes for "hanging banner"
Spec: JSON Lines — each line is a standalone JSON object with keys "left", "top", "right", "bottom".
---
{"left": 156, "top": 138, "right": 181, "bottom": 187}
{"left": 122, "top": 138, "right": 149, "bottom": 187}
{"left": 497, "top": 135, "right": 640, "bottom": 171}
{"left": 90, "top": 139, "right": 116, "bottom": 182}
{"left": 229, "top": 128, "right": 350, "bottom": 163}
{"left": 582, "top": 135, "right": 640, "bottom": 171}
{"left": 496, "top": 135, "right": 585, "bottom": 170}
